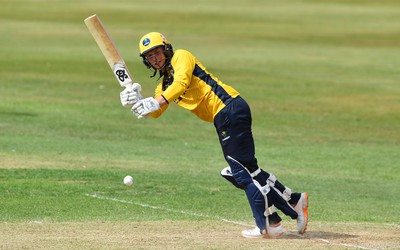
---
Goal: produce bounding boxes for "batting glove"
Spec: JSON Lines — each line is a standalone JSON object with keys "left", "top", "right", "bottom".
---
{"left": 132, "top": 97, "right": 160, "bottom": 119}
{"left": 120, "top": 82, "right": 143, "bottom": 107}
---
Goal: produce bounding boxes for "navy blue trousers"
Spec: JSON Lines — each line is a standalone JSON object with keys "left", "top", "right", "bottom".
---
{"left": 214, "top": 96, "right": 259, "bottom": 172}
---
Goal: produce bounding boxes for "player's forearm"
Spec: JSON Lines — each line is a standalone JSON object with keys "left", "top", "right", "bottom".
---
{"left": 161, "top": 81, "right": 186, "bottom": 103}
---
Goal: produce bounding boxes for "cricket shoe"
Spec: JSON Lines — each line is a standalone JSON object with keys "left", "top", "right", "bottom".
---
{"left": 294, "top": 192, "right": 309, "bottom": 234}
{"left": 241, "top": 223, "right": 283, "bottom": 239}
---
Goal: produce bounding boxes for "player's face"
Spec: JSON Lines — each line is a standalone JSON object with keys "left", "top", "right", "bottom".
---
{"left": 145, "top": 47, "right": 165, "bottom": 70}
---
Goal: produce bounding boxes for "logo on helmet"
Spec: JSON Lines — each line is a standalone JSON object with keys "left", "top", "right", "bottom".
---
{"left": 142, "top": 38, "right": 150, "bottom": 46}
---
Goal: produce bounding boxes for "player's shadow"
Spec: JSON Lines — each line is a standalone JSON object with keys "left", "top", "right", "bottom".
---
{"left": 282, "top": 231, "right": 358, "bottom": 240}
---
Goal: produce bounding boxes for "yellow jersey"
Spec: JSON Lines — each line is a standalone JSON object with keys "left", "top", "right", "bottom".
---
{"left": 149, "top": 49, "right": 240, "bottom": 122}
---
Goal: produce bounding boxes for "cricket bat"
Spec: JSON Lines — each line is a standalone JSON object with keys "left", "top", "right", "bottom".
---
{"left": 84, "top": 14, "right": 133, "bottom": 87}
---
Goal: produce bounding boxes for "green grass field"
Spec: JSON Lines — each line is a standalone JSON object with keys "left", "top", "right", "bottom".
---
{"left": 1, "top": 0, "right": 399, "bottom": 249}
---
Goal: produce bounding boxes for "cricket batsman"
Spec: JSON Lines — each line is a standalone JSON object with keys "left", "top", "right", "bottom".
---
{"left": 120, "top": 32, "right": 309, "bottom": 238}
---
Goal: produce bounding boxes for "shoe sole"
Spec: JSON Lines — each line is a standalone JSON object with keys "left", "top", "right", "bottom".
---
{"left": 240, "top": 232, "right": 283, "bottom": 239}
{"left": 263, "top": 232, "right": 283, "bottom": 239}
{"left": 299, "top": 192, "right": 309, "bottom": 234}
{"left": 241, "top": 227, "right": 284, "bottom": 239}
{"left": 240, "top": 233, "right": 263, "bottom": 239}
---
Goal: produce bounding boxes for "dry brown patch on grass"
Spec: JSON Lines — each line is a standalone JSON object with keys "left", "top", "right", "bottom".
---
{"left": 0, "top": 221, "right": 399, "bottom": 249}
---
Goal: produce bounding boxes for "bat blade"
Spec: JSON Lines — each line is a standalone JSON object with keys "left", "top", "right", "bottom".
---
{"left": 84, "top": 14, "right": 133, "bottom": 87}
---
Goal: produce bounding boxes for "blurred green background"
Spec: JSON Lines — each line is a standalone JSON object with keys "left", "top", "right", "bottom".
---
{"left": 0, "top": 0, "right": 399, "bottom": 225}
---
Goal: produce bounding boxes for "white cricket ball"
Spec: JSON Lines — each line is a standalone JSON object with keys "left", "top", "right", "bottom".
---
{"left": 123, "top": 175, "right": 134, "bottom": 186}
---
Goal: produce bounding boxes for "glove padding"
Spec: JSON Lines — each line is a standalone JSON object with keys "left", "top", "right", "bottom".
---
{"left": 132, "top": 97, "right": 160, "bottom": 119}
{"left": 120, "top": 83, "right": 143, "bottom": 107}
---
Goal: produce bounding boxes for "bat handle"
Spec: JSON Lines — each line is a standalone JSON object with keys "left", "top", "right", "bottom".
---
{"left": 113, "top": 63, "right": 133, "bottom": 87}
